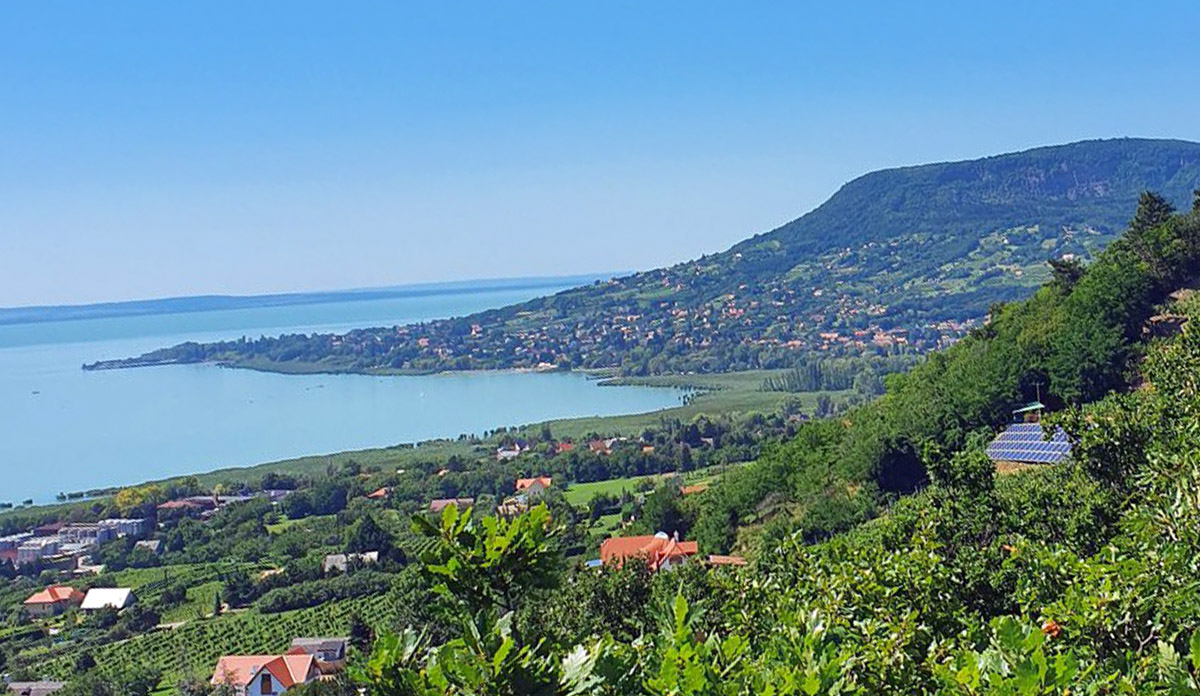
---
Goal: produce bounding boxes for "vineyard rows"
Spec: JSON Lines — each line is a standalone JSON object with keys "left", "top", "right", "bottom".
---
{"left": 29, "top": 593, "right": 400, "bottom": 685}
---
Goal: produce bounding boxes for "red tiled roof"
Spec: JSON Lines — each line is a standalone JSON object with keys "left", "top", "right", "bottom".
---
{"left": 515, "top": 477, "right": 552, "bottom": 491}
{"left": 599, "top": 534, "right": 699, "bottom": 570}
{"left": 429, "top": 498, "right": 474, "bottom": 513}
{"left": 158, "top": 499, "right": 204, "bottom": 510}
{"left": 706, "top": 554, "right": 748, "bottom": 566}
{"left": 680, "top": 484, "right": 710, "bottom": 496}
{"left": 24, "top": 585, "right": 84, "bottom": 606}
{"left": 555, "top": 442, "right": 576, "bottom": 453}
{"left": 366, "top": 487, "right": 391, "bottom": 499}
{"left": 211, "top": 654, "right": 316, "bottom": 688}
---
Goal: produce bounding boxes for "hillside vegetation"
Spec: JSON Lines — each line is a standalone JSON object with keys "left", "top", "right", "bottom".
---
{"left": 90, "top": 138, "right": 1200, "bottom": 376}
{"left": 331, "top": 192, "right": 1200, "bottom": 693}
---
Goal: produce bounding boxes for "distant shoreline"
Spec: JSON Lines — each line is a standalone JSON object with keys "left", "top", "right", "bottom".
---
{"left": 1, "top": 272, "right": 622, "bottom": 327}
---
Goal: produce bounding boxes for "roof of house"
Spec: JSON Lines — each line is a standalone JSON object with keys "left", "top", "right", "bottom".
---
{"left": 367, "top": 487, "right": 391, "bottom": 499}
{"left": 81, "top": 587, "right": 135, "bottom": 610}
{"left": 599, "top": 533, "right": 699, "bottom": 570}
{"left": 157, "top": 499, "right": 205, "bottom": 510}
{"left": 322, "top": 551, "right": 379, "bottom": 572}
{"left": 6, "top": 682, "right": 66, "bottom": 696}
{"left": 211, "top": 654, "right": 316, "bottom": 688}
{"left": 706, "top": 554, "right": 748, "bottom": 566}
{"left": 515, "top": 476, "right": 552, "bottom": 491}
{"left": 289, "top": 637, "right": 348, "bottom": 655}
{"left": 429, "top": 497, "right": 474, "bottom": 512}
{"left": 680, "top": 484, "right": 709, "bottom": 496}
{"left": 24, "top": 586, "right": 84, "bottom": 606}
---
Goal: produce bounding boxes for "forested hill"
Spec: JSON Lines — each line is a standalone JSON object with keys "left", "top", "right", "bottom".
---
{"left": 88, "top": 138, "right": 1200, "bottom": 376}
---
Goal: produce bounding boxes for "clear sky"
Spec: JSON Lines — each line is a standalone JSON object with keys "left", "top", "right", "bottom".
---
{"left": 3, "top": 1, "right": 1200, "bottom": 307}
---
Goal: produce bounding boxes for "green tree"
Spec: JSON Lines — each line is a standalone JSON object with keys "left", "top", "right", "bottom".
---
{"left": 1130, "top": 189, "right": 1175, "bottom": 233}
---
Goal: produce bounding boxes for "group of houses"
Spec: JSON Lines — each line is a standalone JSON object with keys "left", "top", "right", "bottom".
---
{"left": 156, "top": 490, "right": 292, "bottom": 519}
{"left": 22, "top": 585, "right": 136, "bottom": 617}
{"left": 496, "top": 437, "right": 635, "bottom": 462}
{"left": 210, "top": 636, "right": 348, "bottom": 694}
{"left": 0, "top": 518, "right": 145, "bottom": 570}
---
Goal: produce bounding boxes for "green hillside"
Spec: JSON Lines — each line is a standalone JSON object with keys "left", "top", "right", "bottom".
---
{"left": 90, "top": 138, "right": 1200, "bottom": 376}
{"left": 339, "top": 184, "right": 1200, "bottom": 692}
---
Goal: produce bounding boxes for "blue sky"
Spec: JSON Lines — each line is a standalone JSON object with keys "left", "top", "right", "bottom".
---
{"left": 3, "top": 1, "right": 1200, "bottom": 307}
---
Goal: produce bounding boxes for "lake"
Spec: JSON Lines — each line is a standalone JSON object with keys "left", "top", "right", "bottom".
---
{"left": 0, "top": 281, "right": 684, "bottom": 504}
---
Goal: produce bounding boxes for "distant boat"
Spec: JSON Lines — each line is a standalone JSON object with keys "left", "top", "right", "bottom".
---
{"left": 31, "top": 390, "right": 39, "bottom": 395}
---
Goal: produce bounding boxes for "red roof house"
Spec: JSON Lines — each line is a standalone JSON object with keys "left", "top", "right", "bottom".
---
{"left": 366, "top": 487, "right": 391, "bottom": 500}
{"left": 515, "top": 477, "right": 553, "bottom": 495}
{"left": 211, "top": 653, "right": 318, "bottom": 693}
{"left": 680, "top": 484, "right": 710, "bottom": 496}
{"left": 599, "top": 533, "right": 699, "bottom": 571}
{"left": 23, "top": 585, "right": 84, "bottom": 616}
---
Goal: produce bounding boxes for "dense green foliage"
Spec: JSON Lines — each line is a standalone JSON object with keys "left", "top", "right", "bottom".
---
{"left": 691, "top": 190, "right": 1200, "bottom": 553}
{"left": 92, "top": 139, "right": 1200, "bottom": 377}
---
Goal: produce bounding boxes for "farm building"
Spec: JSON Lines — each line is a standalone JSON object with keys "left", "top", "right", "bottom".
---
{"left": 80, "top": 587, "right": 136, "bottom": 611}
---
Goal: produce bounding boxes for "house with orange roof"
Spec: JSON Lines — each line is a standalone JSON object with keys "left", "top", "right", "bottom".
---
{"left": 210, "top": 653, "right": 318, "bottom": 695}
{"left": 706, "top": 554, "right": 748, "bottom": 567}
{"left": 680, "top": 483, "right": 709, "bottom": 496}
{"left": 554, "top": 441, "right": 576, "bottom": 454}
{"left": 23, "top": 585, "right": 84, "bottom": 617}
{"left": 429, "top": 497, "right": 475, "bottom": 514}
{"left": 366, "top": 487, "right": 391, "bottom": 500}
{"left": 599, "top": 532, "right": 699, "bottom": 571}
{"left": 515, "top": 476, "right": 552, "bottom": 497}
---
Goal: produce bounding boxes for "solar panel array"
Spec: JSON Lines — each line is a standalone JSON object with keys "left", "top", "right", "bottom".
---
{"left": 985, "top": 422, "right": 1072, "bottom": 464}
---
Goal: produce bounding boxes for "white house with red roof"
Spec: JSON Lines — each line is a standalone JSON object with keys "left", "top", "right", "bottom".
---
{"left": 210, "top": 653, "right": 318, "bottom": 695}
{"left": 514, "top": 476, "right": 552, "bottom": 497}
{"left": 22, "top": 586, "right": 84, "bottom": 617}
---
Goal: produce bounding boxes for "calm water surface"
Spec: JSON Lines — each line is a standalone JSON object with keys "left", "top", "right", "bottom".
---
{"left": 0, "top": 285, "right": 683, "bottom": 503}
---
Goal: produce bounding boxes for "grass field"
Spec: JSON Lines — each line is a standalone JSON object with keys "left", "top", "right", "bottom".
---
{"left": 265, "top": 513, "right": 336, "bottom": 535}
{"left": 562, "top": 465, "right": 730, "bottom": 506}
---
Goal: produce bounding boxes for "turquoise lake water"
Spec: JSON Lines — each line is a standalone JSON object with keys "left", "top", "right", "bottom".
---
{"left": 0, "top": 283, "right": 684, "bottom": 504}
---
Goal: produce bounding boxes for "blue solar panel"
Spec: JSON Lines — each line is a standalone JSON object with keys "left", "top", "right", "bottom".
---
{"left": 985, "top": 422, "right": 1072, "bottom": 465}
